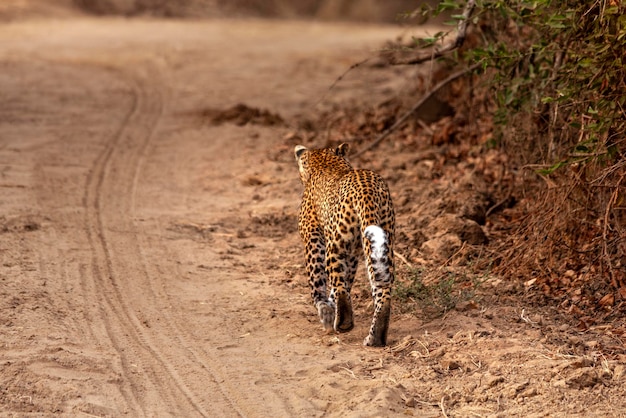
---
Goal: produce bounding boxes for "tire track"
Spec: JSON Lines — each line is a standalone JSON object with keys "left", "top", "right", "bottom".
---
{"left": 83, "top": 62, "right": 249, "bottom": 417}
{"left": 4, "top": 19, "right": 405, "bottom": 417}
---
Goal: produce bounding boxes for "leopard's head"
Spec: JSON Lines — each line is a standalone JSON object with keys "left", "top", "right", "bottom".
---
{"left": 294, "top": 143, "right": 351, "bottom": 184}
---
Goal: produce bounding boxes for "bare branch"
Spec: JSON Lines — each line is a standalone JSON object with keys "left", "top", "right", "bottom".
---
{"left": 314, "top": 57, "right": 371, "bottom": 108}
{"left": 353, "top": 62, "right": 480, "bottom": 157}
{"left": 386, "top": 0, "right": 476, "bottom": 66}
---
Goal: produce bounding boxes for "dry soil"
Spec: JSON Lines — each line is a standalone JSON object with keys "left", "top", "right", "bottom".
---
{"left": 1, "top": 10, "right": 626, "bottom": 418}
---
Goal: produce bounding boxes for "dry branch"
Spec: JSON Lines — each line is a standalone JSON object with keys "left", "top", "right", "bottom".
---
{"left": 354, "top": 62, "right": 480, "bottom": 157}
{"left": 350, "top": 0, "right": 480, "bottom": 156}
{"left": 315, "top": 57, "right": 371, "bottom": 108}
{"left": 385, "top": 0, "right": 476, "bottom": 66}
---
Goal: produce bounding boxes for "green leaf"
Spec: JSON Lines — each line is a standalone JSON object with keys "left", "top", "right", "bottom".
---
{"left": 537, "top": 160, "right": 568, "bottom": 175}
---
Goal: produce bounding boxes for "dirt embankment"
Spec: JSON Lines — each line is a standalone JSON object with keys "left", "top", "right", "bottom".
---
{"left": 1, "top": 3, "right": 625, "bottom": 417}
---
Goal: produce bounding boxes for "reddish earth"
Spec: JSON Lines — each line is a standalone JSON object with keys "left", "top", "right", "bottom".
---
{"left": 1, "top": 6, "right": 626, "bottom": 417}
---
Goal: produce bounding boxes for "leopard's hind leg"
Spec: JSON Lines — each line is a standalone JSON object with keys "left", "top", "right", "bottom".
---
{"left": 362, "top": 225, "right": 394, "bottom": 347}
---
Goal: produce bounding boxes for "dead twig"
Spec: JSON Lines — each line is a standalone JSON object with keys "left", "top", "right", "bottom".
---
{"left": 417, "top": 118, "right": 435, "bottom": 135}
{"left": 602, "top": 172, "right": 625, "bottom": 283}
{"left": 439, "top": 395, "right": 449, "bottom": 418}
{"left": 314, "top": 57, "right": 371, "bottom": 109}
{"left": 317, "top": 0, "right": 476, "bottom": 118}
{"left": 354, "top": 63, "right": 480, "bottom": 157}
{"left": 519, "top": 308, "right": 538, "bottom": 326}
{"left": 395, "top": 251, "right": 414, "bottom": 269}
{"left": 412, "top": 338, "right": 430, "bottom": 358}
{"left": 485, "top": 190, "right": 513, "bottom": 217}
{"left": 339, "top": 366, "right": 358, "bottom": 380}
{"left": 386, "top": 0, "right": 476, "bottom": 66}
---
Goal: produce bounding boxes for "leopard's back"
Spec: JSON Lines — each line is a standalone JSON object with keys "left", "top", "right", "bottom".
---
{"left": 294, "top": 143, "right": 396, "bottom": 347}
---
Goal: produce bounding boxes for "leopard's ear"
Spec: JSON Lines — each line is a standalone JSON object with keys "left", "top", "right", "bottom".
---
{"left": 294, "top": 145, "right": 307, "bottom": 160}
{"left": 335, "top": 143, "right": 350, "bottom": 157}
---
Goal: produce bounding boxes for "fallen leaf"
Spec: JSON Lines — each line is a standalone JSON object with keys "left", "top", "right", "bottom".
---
{"left": 599, "top": 293, "right": 614, "bottom": 307}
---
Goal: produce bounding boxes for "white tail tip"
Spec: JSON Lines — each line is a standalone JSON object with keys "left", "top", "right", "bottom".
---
{"left": 364, "top": 225, "right": 387, "bottom": 259}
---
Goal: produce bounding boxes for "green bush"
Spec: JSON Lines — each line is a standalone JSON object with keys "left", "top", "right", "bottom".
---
{"left": 414, "top": 0, "right": 625, "bottom": 301}
{"left": 422, "top": 0, "right": 625, "bottom": 166}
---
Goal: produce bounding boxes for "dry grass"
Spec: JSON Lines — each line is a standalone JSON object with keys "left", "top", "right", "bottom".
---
{"left": 486, "top": 156, "right": 626, "bottom": 314}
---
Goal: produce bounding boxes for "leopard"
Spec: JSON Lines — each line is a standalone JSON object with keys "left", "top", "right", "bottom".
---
{"left": 294, "top": 143, "right": 395, "bottom": 347}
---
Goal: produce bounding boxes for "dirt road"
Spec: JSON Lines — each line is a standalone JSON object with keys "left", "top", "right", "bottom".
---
{"left": 0, "top": 16, "right": 416, "bottom": 416}
{"left": 1, "top": 15, "right": 626, "bottom": 418}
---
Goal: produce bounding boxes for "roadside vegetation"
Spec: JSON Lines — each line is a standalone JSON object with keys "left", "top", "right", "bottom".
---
{"left": 301, "top": 0, "right": 626, "bottom": 323}
{"left": 388, "top": 0, "right": 626, "bottom": 319}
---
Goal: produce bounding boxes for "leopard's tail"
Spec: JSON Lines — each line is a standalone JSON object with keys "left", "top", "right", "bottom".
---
{"left": 363, "top": 225, "right": 392, "bottom": 282}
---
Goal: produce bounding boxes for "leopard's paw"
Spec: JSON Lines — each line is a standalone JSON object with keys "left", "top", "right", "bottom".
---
{"left": 334, "top": 293, "right": 354, "bottom": 332}
{"left": 363, "top": 334, "right": 385, "bottom": 347}
{"left": 316, "top": 301, "right": 335, "bottom": 332}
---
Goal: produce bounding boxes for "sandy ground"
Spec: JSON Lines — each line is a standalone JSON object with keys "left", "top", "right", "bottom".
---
{"left": 1, "top": 14, "right": 626, "bottom": 418}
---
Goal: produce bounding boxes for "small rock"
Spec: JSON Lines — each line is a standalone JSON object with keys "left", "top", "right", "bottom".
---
{"left": 565, "top": 367, "right": 598, "bottom": 389}
{"left": 441, "top": 358, "right": 462, "bottom": 370}
{"left": 458, "top": 220, "right": 488, "bottom": 245}
{"left": 421, "top": 233, "right": 462, "bottom": 260}
{"left": 429, "top": 347, "right": 446, "bottom": 358}
{"left": 425, "top": 214, "right": 487, "bottom": 244}
{"left": 568, "top": 358, "right": 593, "bottom": 369}
{"left": 486, "top": 375, "right": 505, "bottom": 388}
{"left": 519, "top": 387, "right": 538, "bottom": 398}
{"left": 584, "top": 340, "right": 599, "bottom": 349}
{"left": 456, "top": 300, "right": 480, "bottom": 311}
{"left": 513, "top": 380, "right": 530, "bottom": 394}
{"left": 567, "top": 335, "right": 582, "bottom": 345}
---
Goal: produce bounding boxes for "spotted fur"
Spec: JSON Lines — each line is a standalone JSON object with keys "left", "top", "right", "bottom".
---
{"left": 294, "top": 143, "right": 395, "bottom": 347}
